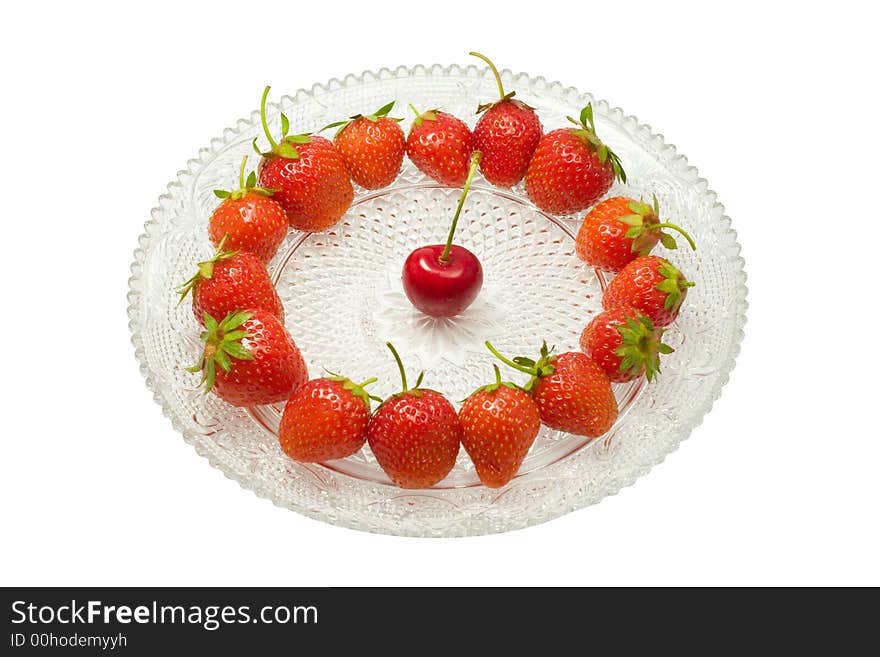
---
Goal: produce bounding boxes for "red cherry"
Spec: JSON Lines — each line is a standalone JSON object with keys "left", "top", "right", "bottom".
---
{"left": 402, "top": 244, "right": 483, "bottom": 317}
{"left": 401, "top": 152, "right": 484, "bottom": 318}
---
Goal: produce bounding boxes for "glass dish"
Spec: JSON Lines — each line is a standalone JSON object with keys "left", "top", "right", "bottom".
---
{"left": 128, "top": 64, "right": 747, "bottom": 536}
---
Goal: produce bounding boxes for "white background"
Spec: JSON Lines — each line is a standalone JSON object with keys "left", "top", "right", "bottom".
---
{"left": 2, "top": 1, "right": 877, "bottom": 586}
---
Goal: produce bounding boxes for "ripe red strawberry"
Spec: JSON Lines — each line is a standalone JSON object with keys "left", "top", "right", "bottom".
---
{"left": 188, "top": 309, "right": 308, "bottom": 407}
{"left": 367, "top": 343, "right": 461, "bottom": 489}
{"left": 208, "top": 156, "right": 288, "bottom": 264}
{"left": 406, "top": 105, "right": 474, "bottom": 186}
{"left": 458, "top": 365, "right": 541, "bottom": 488}
{"left": 279, "top": 375, "right": 379, "bottom": 462}
{"left": 470, "top": 52, "right": 542, "bottom": 187}
{"left": 576, "top": 195, "right": 696, "bottom": 273}
{"left": 525, "top": 104, "right": 626, "bottom": 216}
{"left": 580, "top": 307, "right": 673, "bottom": 383}
{"left": 487, "top": 341, "right": 618, "bottom": 438}
{"left": 255, "top": 86, "right": 353, "bottom": 231}
{"left": 323, "top": 101, "right": 405, "bottom": 189}
{"left": 177, "top": 239, "right": 284, "bottom": 327}
{"left": 603, "top": 255, "right": 695, "bottom": 327}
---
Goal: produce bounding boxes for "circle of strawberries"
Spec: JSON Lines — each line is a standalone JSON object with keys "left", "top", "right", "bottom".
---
{"left": 176, "top": 54, "right": 700, "bottom": 491}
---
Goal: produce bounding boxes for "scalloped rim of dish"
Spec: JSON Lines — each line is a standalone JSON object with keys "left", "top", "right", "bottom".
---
{"left": 127, "top": 63, "right": 748, "bottom": 537}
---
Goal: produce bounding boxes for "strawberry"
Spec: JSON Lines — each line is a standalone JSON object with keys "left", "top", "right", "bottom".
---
{"left": 576, "top": 195, "right": 696, "bottom": 273}
{"left": 188, "top": 309, "right": 308, "bottom": 407}
{"left": 458, "top": 365, "right": 541, "bottom": 488}
{"left": 177, "top": 238, "right": 284, "bottom": 327}
{"left": 406, "top": 105, "right": 474, "bottom": 186}
{"left": 487, "top": 341, "right": 618, "bottom": 438}
{"left": 525, "top": 104, "right": 626, "bottom": 216}
{"left": 469, "top": 52, "right": 542, "bottom": 187}
{"left": 279, "top": 374, "right": 379, "bottom": 462}
{"left": 580, "top": 307, "right": 673, "bottom": 383}
{"left": 208, "top": 156, "right": 288, "bottom": 264}
{"left": 254, "top": 86, "right": 353, "bottom": 231}
{"left": 602, "top": 255, "right": 695, "bottom": 327}
{"left": 367, "top": 343, "right": 461, "bottom": 489}
{"left": 323, "top": 101, "right": 405, "bottom": 189}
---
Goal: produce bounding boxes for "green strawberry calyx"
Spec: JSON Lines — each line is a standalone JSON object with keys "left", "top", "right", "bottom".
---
{"left": 655, "top": 259, "right": 696, "bottom": 315}
{"left": 408, "top": 104, "right": 442, "bottom": 130}
{"left": 566, "top": 104, "right": 627, "bottom": 184}
{"left": 319, "top": 101, "right": 403, "bottom": 138}
{"left": 614, "top": 312, "right": 674, "bottom": 382}
{"left": 384, "top": 342, "right": 428, "bottom": 399}
{"left": 465, "top": 364, "right": 525, "bottom": 400}
{"left": 323, "top": 370, "right": 383, "bottom": 410}
{"left": 485, "top": 341, "right": 556, "bottom": 393}
{"left": 253, "top": 85, "right": 312, "bottom": 160}
{"left": 618, "top": 194, "right": 696, "bottom": 255}
{"left": 469, "top": 51, "right": 533, "bottom": 114}
{"left": 213, "top": 156, "right": 277, "bottom": 201}
{"left": 186, "top": 310, "right": 254, "bottom": 393}
{"left": 175, "top": 236, "right": 238, "bottom": 303}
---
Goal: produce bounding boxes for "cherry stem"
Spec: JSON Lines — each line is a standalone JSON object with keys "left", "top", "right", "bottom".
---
{"left": 654, "top": 223, "right": 697, "bottom": 251}
{"left": 238, "top": 156, "right": 248, "bottom": 189}
{"left": 260, "top": 85, "right": 278, "bottom": 150}
{"left": 386, "top": 342, "right": 408, "bottom": 392}
{"left": 485, "top": 341, "right": 533, "bottom": 375}
{"left": 440, "top": 151, "right": 483, "bottom": 263}
{"left": 469, "top": 51, "right": 505, "bottom": 99}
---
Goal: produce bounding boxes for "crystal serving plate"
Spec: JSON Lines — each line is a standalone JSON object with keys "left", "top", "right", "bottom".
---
{"left": 128, "top": 64, "right": 747, "bottom": 536}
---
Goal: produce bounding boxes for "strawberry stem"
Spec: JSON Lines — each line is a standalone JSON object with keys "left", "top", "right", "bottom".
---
{"left": 238, "top": 156, "right": 248, "bottom": 190}
{"left": 469, "top": 51, "right": 505, "bottom": 99}
{"left": 408, "top": 103, "right": 420, "bottom": 117}
{"left": 260, "top": 85, "right": 278, "bottom": 150}
{"left": 485, "top": 341, "right": 533, "bottom": 375}
{"left": 492, "top": 364, "right": 502, "bottom": 386}
{"left": 654, "top": 223, "right": 697, "bottom": 250}
{"left": 386, "top": 342, "right": 408, "bottom": 392}
{"left": 440, "top": 151, "right": 483, "bottom": 264}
